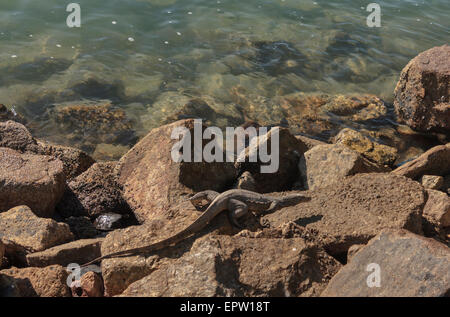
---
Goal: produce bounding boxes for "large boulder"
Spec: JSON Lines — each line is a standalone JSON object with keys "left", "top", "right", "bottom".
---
{"left": 0, "top": 265, "right": 71, "bottom": 297}
{"left": 263, "top": 173, "right": 425, "bottom": 256}
{"left": 57, "top": 162, "right": 131, "bottom": 219}
{"left": 299, "top": 144, "right": 388, "bottom": 190}
{"left": 0, "top": 206, "right": 74, "bottom": 265}
{"left": 117, "top": 119, "right": 236, "bottom": 223}
{"left": 119, "top": 234, "right": 341, "bottom": 297}
{"left": 321, "top": 230, "right": 450, "bottom": 297}
{"left": 0, "top": 148, "right": 66, "bottom": 217}
{"left": 394, "top": 45, "right": 450, "bottom": 133}
{"left": 26, "top": 238, "right": 103, "bottom": 267}
{"left": 393, "top": 143, "right": 450, "bottom": 179}
{"left": 235, "top": 127, "right": 309, "bottom": 193}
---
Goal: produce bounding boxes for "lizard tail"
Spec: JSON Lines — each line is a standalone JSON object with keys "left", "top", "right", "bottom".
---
{"left": 279, "top": 193, "right": 311, "bottom": 207}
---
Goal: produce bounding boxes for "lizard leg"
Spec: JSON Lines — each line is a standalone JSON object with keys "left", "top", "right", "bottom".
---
{"left": 228, "top": 199, "right": 249, "bottom": 229}
{"left": 189, "top": 190, "right": 219, "bottom": 210}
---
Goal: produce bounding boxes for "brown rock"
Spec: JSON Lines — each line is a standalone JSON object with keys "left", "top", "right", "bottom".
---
{"left": 235, "top": 127, "right": 309, "bottom": 193}
{"left": 421, "top": 175, "right": 444, "bottom": 190}
{"left": 26, "top": 238, "right": 103, "bottom": 267}
{"left": 263, "top": 173, "right": 425, "bottom": 255}
{"left": 0, "top": 120, "right": 41, "bottom": 153}
{"left": 36, "top": 141, "right": 95, "bottom": 180}
{"left": 0, "top": 206, "right": 74, "bottom": 265}
{"left": 295, "top": 134, "right": 327, "bottom": 151}
{"left": 234, "top": 171, "right": 257, "bottom": 191}
{"left": 80, "top": 271, "right": 104, "bottom": 297}
{"left": 394, "top": 45, "right": 450, "bottom": 133}
{"left": 0, "top": 265, "right": 71, "bottom": 297}
{"left": 333, "top": 128, "right": 398, "bottom": 166}
{"left": 393, "top": 143, "right": 450, "bottom": 179}
{"left": 120, "top": 234, "right": 341, "bottom": 297}
{"left": 0, "top": 240, "right": 4, "bottom": 268}
{"left": 299, "top": 144, "right": 389, "bottom": 190}
{"left": 57, "top": 162, "right": 130, "bottom": 219}
{"left": 321, "top": 230, "right": 450, "bottom": 297}
{"left": 423, "top": 189, "right": 450, "bottom": 234}
{"left": 117, "top": 119, "right": 236, "bottom": 223}
{"left": 0, "top": 148, "right": 66, "bottom": 217}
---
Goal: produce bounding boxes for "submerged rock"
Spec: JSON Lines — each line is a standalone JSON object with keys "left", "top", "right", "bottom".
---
{"left": 321, "top": 230, "right": 450, "bottom": 297}
{"left": 394, "top": 45, "right": 450, "bottom": 133}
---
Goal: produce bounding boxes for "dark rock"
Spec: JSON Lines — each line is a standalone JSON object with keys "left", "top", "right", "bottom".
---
{"left": 0, "top": 120, "right": 41, "bottom": 153}
{"left": 57, "top": 162, "right": 131, "bottom": 219}
{"left": 321, "top": 230, "right": 450, "bottom": 297}
{"left": 64, "top": 216, "right": 100, "bottom": 240}
{"left": 394, "top": 45, "right": 450, "bottom": 133}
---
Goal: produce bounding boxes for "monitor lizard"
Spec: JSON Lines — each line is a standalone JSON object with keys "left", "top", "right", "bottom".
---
{"left": 81, "top": 189, "right": 310, "bottom": 266}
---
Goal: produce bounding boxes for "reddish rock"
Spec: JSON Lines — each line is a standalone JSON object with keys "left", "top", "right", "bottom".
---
{"left": 393, "top": 143, "right": 450, "bottom": 179}
{"left": 394, "top": 45, "right": 450, "bottom": 133}
{"left": 0, "top": 148, "right": 66, "bottom": 217}
{"left": 0, "top": 120, "right": 41, "bottom": 153}
{"left": 321, "top": 230, "right": 450, "bottom": 297}
{"left": 117, "top": 119, "right": 236, "bottom": 223}
{"left": 422, "top": 189, "right": 450, "bottom": 235}
{"left": 26, "top": 238, "right": 103, "bottom": 267}
{"left": 80, "top": 271, "right": 104, "bottom": 297}
{"left": 0, "top": 206, "right": 74, "bottom": 265}
{"left": 299, "top": 144, "right": 389, "bottom": 190}
{"left": 119, "top": 234, "right": 341, "bottom": 297}
{"left": 0, "top": 265, "right": 71, "bottom": 297}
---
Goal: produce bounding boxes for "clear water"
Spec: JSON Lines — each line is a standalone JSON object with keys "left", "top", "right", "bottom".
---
{"left": 0, "top": 0, "right": 448, "bottom": 160}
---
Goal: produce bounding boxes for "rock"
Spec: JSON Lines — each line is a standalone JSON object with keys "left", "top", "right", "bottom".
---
{"left": 80, "top": 271, "right": 104, "bottom": 297}
{"left": 394, "top": 45, "right": 450, "bottom": 133}
{"left": 299, "top": 144, "right": 389, "bottom": 190}
{"left": 445, "top": 175, "right": 450, "bottom": 195}
{"left": 0, "top": 120, "right": 41, "bottom": 153}
{"left": 262, "top": 173, "right": 425, "bottom": 256}
{"left": 0, "top": 206, "right": 74, "bottom": 265}
{"left": 0, "top": 273, "right": 22, "bottom": 296}
{"left": 346, "top": 244, "right": 364, "bottom": 263}
{"left": 393, "top": 143, "right": 450, "bottom": 179}
{"left": 64, "top": 216, "right": 100, "bottom": 240}
{"left": 120, "top": 234, "right": 341, "bottom": 297}
{"left": 0, "top": 148, "right": 66, "bottom": 217}
{"left": 0, "top": 265, "right": 71, "bottom": 297}
{"left": 36, "top": 141, "right": 95, "bottom": 180}
{"left": 322, "top": 94, "right": 388, "bottom": 122}
{"left": 321, "top": 230, "right": 450, "bottom": 297}
{"left": 421, "top": 175, "right": 444, "bottom": 190}
{"left": 57, "top": 162, "right": 131, "bottom": 219}
{"left": 117, "top": 119, "right": 236, "bottom": 223}
{"left": 422, "top": 189, "right": 450, "bottom": 235}
{"left": 0, "top": 104, "right": 26, "bottom": 123}
{"left": 234, "top": 171, "right": 257, "bottom": 192}
{"left": 0, "top": 240, "right": 4, "bottom": 268}
{"left": 26, "top": 238, "right": 103, "bottom": 267}
{"left": 295, "top": 135, "right": 327, "bottom": 151}
{"left": 235, "top": 127, "right": 309, "bottom": 193}
{"left": 333, "top": 128, "right": 398, "bottom": 166}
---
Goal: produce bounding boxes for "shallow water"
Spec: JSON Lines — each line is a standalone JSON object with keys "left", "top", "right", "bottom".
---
{"left": 0, "top": 0, "right": 448, "bottom": 160}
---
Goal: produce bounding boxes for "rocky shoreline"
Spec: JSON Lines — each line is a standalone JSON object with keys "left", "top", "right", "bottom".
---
{"left": 0, "top": 45, "right": 449, "bottom": 297}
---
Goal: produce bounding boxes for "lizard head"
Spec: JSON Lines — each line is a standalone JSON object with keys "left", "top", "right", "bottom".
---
{"left": 189, "top": 190, "right": 219, "bottom": 210}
